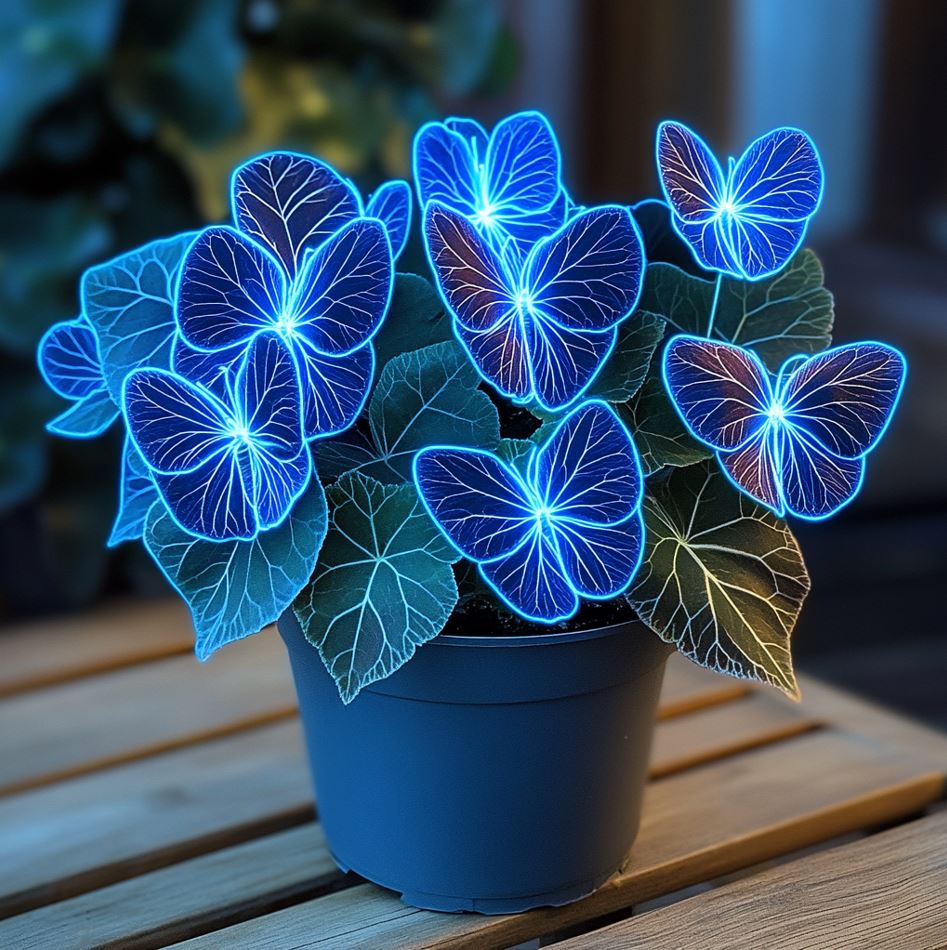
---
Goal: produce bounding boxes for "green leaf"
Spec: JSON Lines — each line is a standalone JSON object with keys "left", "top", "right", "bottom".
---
{"left": 371, "top": 273, "right": 452, "bottom": 370}
{"left": 639, "top": 250, "right": 834, "bottom": 371}
{"left": 586, "top": 311, "right": 666, "bottom": 403}
{"left": 294, "top": 472, "right": 460, "bottom": 703}
{"left": 627, "top": 461, "right": 810, "bottom": 698}
{"left": 315, "top": 340, "right": 500, "bottom": 483}
{"left": 621, "top": 369, "right": 711, "bottom": 475}
{"left": 144, "top": 478, "right": 329, "bottom": 660}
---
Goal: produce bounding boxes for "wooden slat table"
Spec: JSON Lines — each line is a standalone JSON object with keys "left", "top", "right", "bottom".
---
{"left": 0, "top": 598, "right": 944, "bottom": 949}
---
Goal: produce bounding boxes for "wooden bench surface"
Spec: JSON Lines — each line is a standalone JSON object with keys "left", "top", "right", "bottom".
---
{"left": 0, "top": 597, "right": 944, "bottom": 949}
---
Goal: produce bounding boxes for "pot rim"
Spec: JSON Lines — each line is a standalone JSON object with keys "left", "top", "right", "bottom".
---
{"left": 431, "top": 616, "right": 655, "bottom": 650}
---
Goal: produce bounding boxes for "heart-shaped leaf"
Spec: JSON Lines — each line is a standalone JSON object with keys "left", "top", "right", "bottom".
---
{"left": 294, "top": 472, "right": 460, "bottom": 704}
{"left": 587, "top": 311, "right": 666, "bottom": 404}
{"left": 82, "top": 231, "right": 197, "bottom": 401}
{"left": 144, "top": 478, "right": 328, "bottom": 660}
{"left": 639, "top": 249, "right": 834, "bottom": 371}
{"left": 627, "top": 461, "right": 810, "bottom": 698}
{"left": 620, "top": 369, "right": 711, "bottom": 475}
{"left": 315, "top": 340, "right": 500, "bottom": 483}
{"left": 371, "top": 273, "right": 453, "bottom": 371}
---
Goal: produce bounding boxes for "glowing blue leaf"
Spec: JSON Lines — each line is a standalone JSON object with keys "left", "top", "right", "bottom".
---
{"left": 38, "top": 317, "right": 119, "bottom": 438}
{"left": 109, "top": 438, "right": 159, "bottom": 547}
{"left": 287, "top": 218, "right": 393, "bottom": 356}
{"left": 172, "top": 335, "right": 245, "bottom": 399}
{"left": 663, "top": 335, "right": 773, "bottom": 450}
{"left": 38, "top": 319, "right": 105, "bottom": 400}
{"left": 425, "top": 201, "right": 645, "bottom": 411}
{"left": 144, "top": 477, "right": 328, "bottom": 660}
{"left": 413, "top": 448, "right": 534, "bottom": 561}
{"left": 500, "top": 188, "right": 570, "bottom": 263}
{"left": 552, "top": 513, "right": 645, "bottom": 599}
{"left": 81, "top": 232, "right": 197, "bottom": 402}
{"left": 413, "top": 400, "right": 646, "bottom": 624}
{"left": 454, "top": 311, "right": 531, "bottom": 401}
{"left": 730, "top": 128, "right": 823, "bottom": 221}
{"left": 365, "top": 180, "right": 412, "bottom": 259}
{"left": 124, "top": 333, "right": 310, "bottom": 540}
{"left": 662, "top": 336, "right": 906, "bottom": 521}
{"left": 656, "top": 121, "right": 725, "bottom": 223}
{"left": 176, "top": 226, "right": 286, "bottom": 352}
{"left": 293, "top": 473, "right": 459, "bottom": 704}
{"left": 232, "top": 151, "right": 360, "bottom": 278}
{"left": 414, "top": 122, "right": 481, "bottom": 218}
{"left": 656, "top": 121, "right": 823, "bottom": 280}
{"left": 292, "top": 337, "right": 374, "bottom": 441}
{"left": 480, "top": 527, "right": 578, "bottom": 623}
{"left": 778, "top": 342, "right": 906, "bottom": 458}
{"left": 485, "top": 111, "right": 561, "bottom": 216}
{"left": 532, "top": 399, "right": 642, "bottom": 524}
{"left": 423, "top": 202, "right": 515, "bottom": 332}
{"left": 47, "top": 390, "right": 118, "bottom": 439}
{"left": 523, "top": 317, "right": 616, "bottom": 412}
{"left": 526, "top": 206, "right": 644, "bottom": 331}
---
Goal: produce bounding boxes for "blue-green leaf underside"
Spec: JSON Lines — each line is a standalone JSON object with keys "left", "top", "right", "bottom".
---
{"left": 315, "top": 340, "right": 500, "bottom": 484}
{"left": 144, "top": 478, "right": 328, "bottom": 660}
{"left": 627, "top": 461, "right": 810, "bottom": 698}
{"left": 82, "top": 231, "right": 197, "bottom": 402}
{"left": 108, "top": 438, "right": 159, "bottom": 547}
{"left": 370, "top": 273, "right": 453, "bottom": 371}
{"left": 639, "top": 249, "right": 834, "bottom": 371}
{"left": 294, "top": 472, "right": 460, "bottom": 704}
{"left": 46, "top": 389, "right": 119, "bottom": 438}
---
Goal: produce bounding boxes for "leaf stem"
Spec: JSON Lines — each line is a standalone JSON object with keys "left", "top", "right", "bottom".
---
{"left": 707, "top": 271, "right": 723, "bottom": 339}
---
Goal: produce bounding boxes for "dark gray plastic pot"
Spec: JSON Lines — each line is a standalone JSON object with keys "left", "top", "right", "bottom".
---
{"left": 278, "top": 612, "right": 672, "bottom": 914}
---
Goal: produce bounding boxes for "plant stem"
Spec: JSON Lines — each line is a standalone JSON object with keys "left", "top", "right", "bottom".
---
{"left": 707, "top": 271, "right": 723, "bottom": 339}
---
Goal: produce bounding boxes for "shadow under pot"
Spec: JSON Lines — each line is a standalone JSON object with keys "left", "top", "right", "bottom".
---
{"left": 278, "top": 611, "right": 672, "bottom": 914}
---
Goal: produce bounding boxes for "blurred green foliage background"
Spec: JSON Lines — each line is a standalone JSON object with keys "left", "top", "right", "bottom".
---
{"left": 0, "top": 0, "right": 514, "bottom": 616}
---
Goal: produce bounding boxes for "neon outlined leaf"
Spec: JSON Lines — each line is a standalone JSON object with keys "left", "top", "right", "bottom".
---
{"left": 231, "top": 151, "right": 361, "bottom": 278}
{"left": 82, "top": 232, "right": 197, "bottom": 401}
{"left": 293, "top": 472, "right": 459, "bottom": 704}
{"left": 315, "top": 340, "right": 500, "bottom": 484}
{"left": 627, "top": 461, "right": 809, "bottom": 698}
{"left": 108, "top": 437, "right": 159, "bottom": 547}
{"left": 144, "top": 477, "right": 328, "bottom": 660}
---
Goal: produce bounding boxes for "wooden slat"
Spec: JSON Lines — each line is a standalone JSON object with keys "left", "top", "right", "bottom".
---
{"left": 0, "top": 630, "right": 737, "bottom": 800}
{"left": 0, "top": 629, "right": 295, "bottom": 796}
{"left": 556, "top": 811, "right": 947, "bottom": 949}
{"left": 657, "top": 653, "right": 749, "bottom": 718}
{"left": 164, "top": 731, "right": 945, "bottom": 949}
{"left": 0, "top": 721, "right": 313, "bottom": 919}
{"left": 0, "top": 599, "right": 192, "bottom": 698}
{"left": 649, "top": 692, "right": 820, "bottom": 778}
{"left": 0, "top": 684, "right": 809, "bottom": 921}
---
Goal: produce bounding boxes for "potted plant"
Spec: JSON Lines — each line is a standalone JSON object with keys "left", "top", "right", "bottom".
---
{"left": 37, "top": 112, "right": 906, "bottom": 914}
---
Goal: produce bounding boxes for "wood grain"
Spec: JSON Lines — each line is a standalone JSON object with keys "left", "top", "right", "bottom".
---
{"left": 0, "top": 599, "right": 193, "bottom": 698}
{"left": 0, "top": 688, "right": 811, "bottom": 923}
{"left": 657, "top": 653, "right": 750, "bottom": 718}
{"left": 0, "top": 628, "right": 296, "bottom": 796}
{"left": 165, "top": 731, "right": 945, "bottom": 949}
{"left": 556, "top": 810, "right": 947, "bottom": 949}
{"left": 0, "top": 721, "right": 313, "bottom": 919}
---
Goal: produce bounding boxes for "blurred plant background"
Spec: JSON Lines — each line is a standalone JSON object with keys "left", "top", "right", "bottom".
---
{"left": 0, "top": 0, "right": 516, "bottom": 616}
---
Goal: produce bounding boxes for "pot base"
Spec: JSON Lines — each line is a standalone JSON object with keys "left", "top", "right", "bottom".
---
{"left": 330, "top": 846, "right": 626, "bottom": 914}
